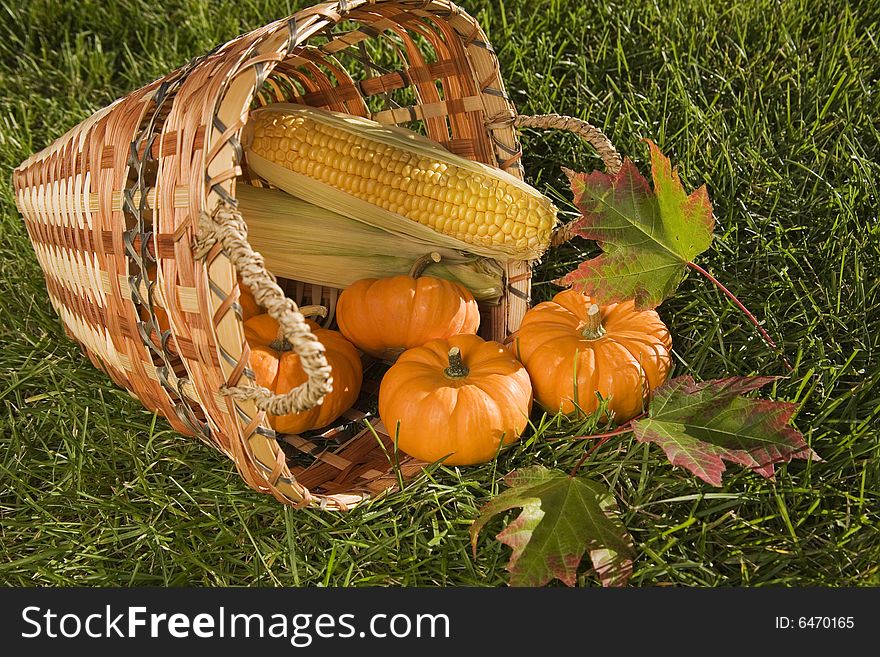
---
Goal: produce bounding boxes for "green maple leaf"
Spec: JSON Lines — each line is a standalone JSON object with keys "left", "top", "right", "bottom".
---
{"left": 633, "top": 376, "right": 820, "bottom": 486}
{"left": 561, "top": 140, "right": 714, "bottom": 310}
{"left": 470, "top": 466, "right": 634, "bottom": 587}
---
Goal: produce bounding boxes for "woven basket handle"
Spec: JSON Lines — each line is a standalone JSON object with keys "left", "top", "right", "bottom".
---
{"left": 515, "top": 114, "right": 622, "bottom": 246}
{"left": 196, "top": 203, "right": 333, "bottom": 416}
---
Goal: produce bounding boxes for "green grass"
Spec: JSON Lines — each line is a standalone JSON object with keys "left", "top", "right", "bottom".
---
{"left": 1, "top": 0, "right": 878, "bottom": 587}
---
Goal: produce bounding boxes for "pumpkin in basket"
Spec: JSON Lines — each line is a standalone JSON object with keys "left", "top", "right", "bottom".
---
{"left": 246, "top": 309, "right": 363, "bottom": 434}
{"left": 336, "top": 252, "right": 480, "bottom": 361}
{"left": 238, "top": 283, "right": 260, "bottom": 321}
{"left": 510, "top": 289, "right": 672, "bottom": 422}
{"left": 147, "top": 272, "right": 260, "bottom": 334}
{"left": 379, "top": 334, "right": 533, "bottom": 465}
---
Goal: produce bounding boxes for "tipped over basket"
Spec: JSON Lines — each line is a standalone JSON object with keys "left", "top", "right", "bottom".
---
{"left": 12, "top": 0, "right": 620, "bottom": 510}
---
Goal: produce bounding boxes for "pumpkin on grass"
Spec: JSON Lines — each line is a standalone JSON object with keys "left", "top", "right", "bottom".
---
{"left": 511, "top": 289, "right": 672, "bottom": 422}
{"left": 379, "top": 334, "right": 533, "bottom": 466}
{"left": 246, "top": 308, "right": 363, "bottom": 434}
{"left": 336, "top": 252, "right": 479, "bottom": 361}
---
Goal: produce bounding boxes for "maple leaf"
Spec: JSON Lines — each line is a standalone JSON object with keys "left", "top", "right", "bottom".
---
{"left": 632, "top": 376, "right": 820, "bottom": 486}
{"left": 561, "top": 140, "right": 714, "bottom": 310}
{"left": 470, "top": 466, "right": 634, "bottom": 587}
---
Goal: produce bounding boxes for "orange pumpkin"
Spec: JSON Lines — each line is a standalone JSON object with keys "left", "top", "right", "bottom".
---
{"left": 246, "top": 310, "right": 363, "bottom": 434}
{"left": 238, "top": 283, "right": 260, "bottom": 321}
{"left": 379, "top": 334, "right": 533, "bottom": 465}
{"left": 510, "top": 289, "right": 672, "bottom": 422}
{"left": 336, "top": 253, "right": 480, "bottom": 361}
{"left": 147, "top": 272, "right": 259, "bottom": 333}
{"left": 153, "top": 305, "right": 171, "bottom": 333}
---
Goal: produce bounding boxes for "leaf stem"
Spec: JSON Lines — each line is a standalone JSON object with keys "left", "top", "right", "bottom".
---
{"left": 569, "top": 435, "right": 616, "bottom": 477}
{"left": 568, "top": 423, "right": 636, "bottom": 477}
{"left": 686, "top": 260, "right": 791, "bottom": 371}
{"left": 571, "top": 424, "right": 637, "bottom": 442}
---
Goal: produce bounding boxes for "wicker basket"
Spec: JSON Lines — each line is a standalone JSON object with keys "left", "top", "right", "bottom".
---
{"left": 12, "top": 0, "right": 620, "bottom": 510}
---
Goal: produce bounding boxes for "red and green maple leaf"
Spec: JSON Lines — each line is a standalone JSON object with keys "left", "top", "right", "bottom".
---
{"left": 632, "top": 376, "right": 820, "bottom": 486}
{"left": 470, "top": 466, "right": 634, "bottom": 587}
{"left": 561, "top": 140, "right": 714, "bottom": 310}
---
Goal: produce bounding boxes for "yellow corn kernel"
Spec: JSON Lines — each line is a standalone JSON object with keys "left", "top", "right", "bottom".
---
{"left": 245, "top": 105, "right": 557, "bottom": 260}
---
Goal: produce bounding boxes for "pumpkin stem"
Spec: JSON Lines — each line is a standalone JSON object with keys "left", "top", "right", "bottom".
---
{"left": 409, "top": 252, "right": 442, "bottom": 279}
{"left": 299, "top": 305, "right": 328, "bottom": 320}
{"left": 580, "top": 304, "right": 606, "bottom": 340}
{"left": 270, "top": 336, "right": 293, "bottom": 352}
{"left": 270, "top": 305, "right": 327, "bottom": 352}
{"left": 443, "top": 347, "right": 470, "bottom": 379}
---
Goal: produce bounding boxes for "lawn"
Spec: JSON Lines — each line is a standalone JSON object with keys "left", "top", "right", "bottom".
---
{"left": 1, "top": 0, "right": 878, "bottom": 587}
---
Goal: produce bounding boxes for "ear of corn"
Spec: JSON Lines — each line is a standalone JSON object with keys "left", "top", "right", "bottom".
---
{"left": 242, "top": 104, "right": 557, "bottom": 261}
{"left": 236, "top": 183, "right": 504, "bottom": 302}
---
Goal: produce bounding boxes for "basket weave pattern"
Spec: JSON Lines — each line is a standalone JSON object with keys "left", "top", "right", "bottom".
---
{"left": 13, "top": 0, "right": 618, "bottom": 510}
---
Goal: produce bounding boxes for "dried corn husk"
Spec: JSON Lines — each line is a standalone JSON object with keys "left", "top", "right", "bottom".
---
{"left": 236, "top": 183, "right": 504, "bottom": 302}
